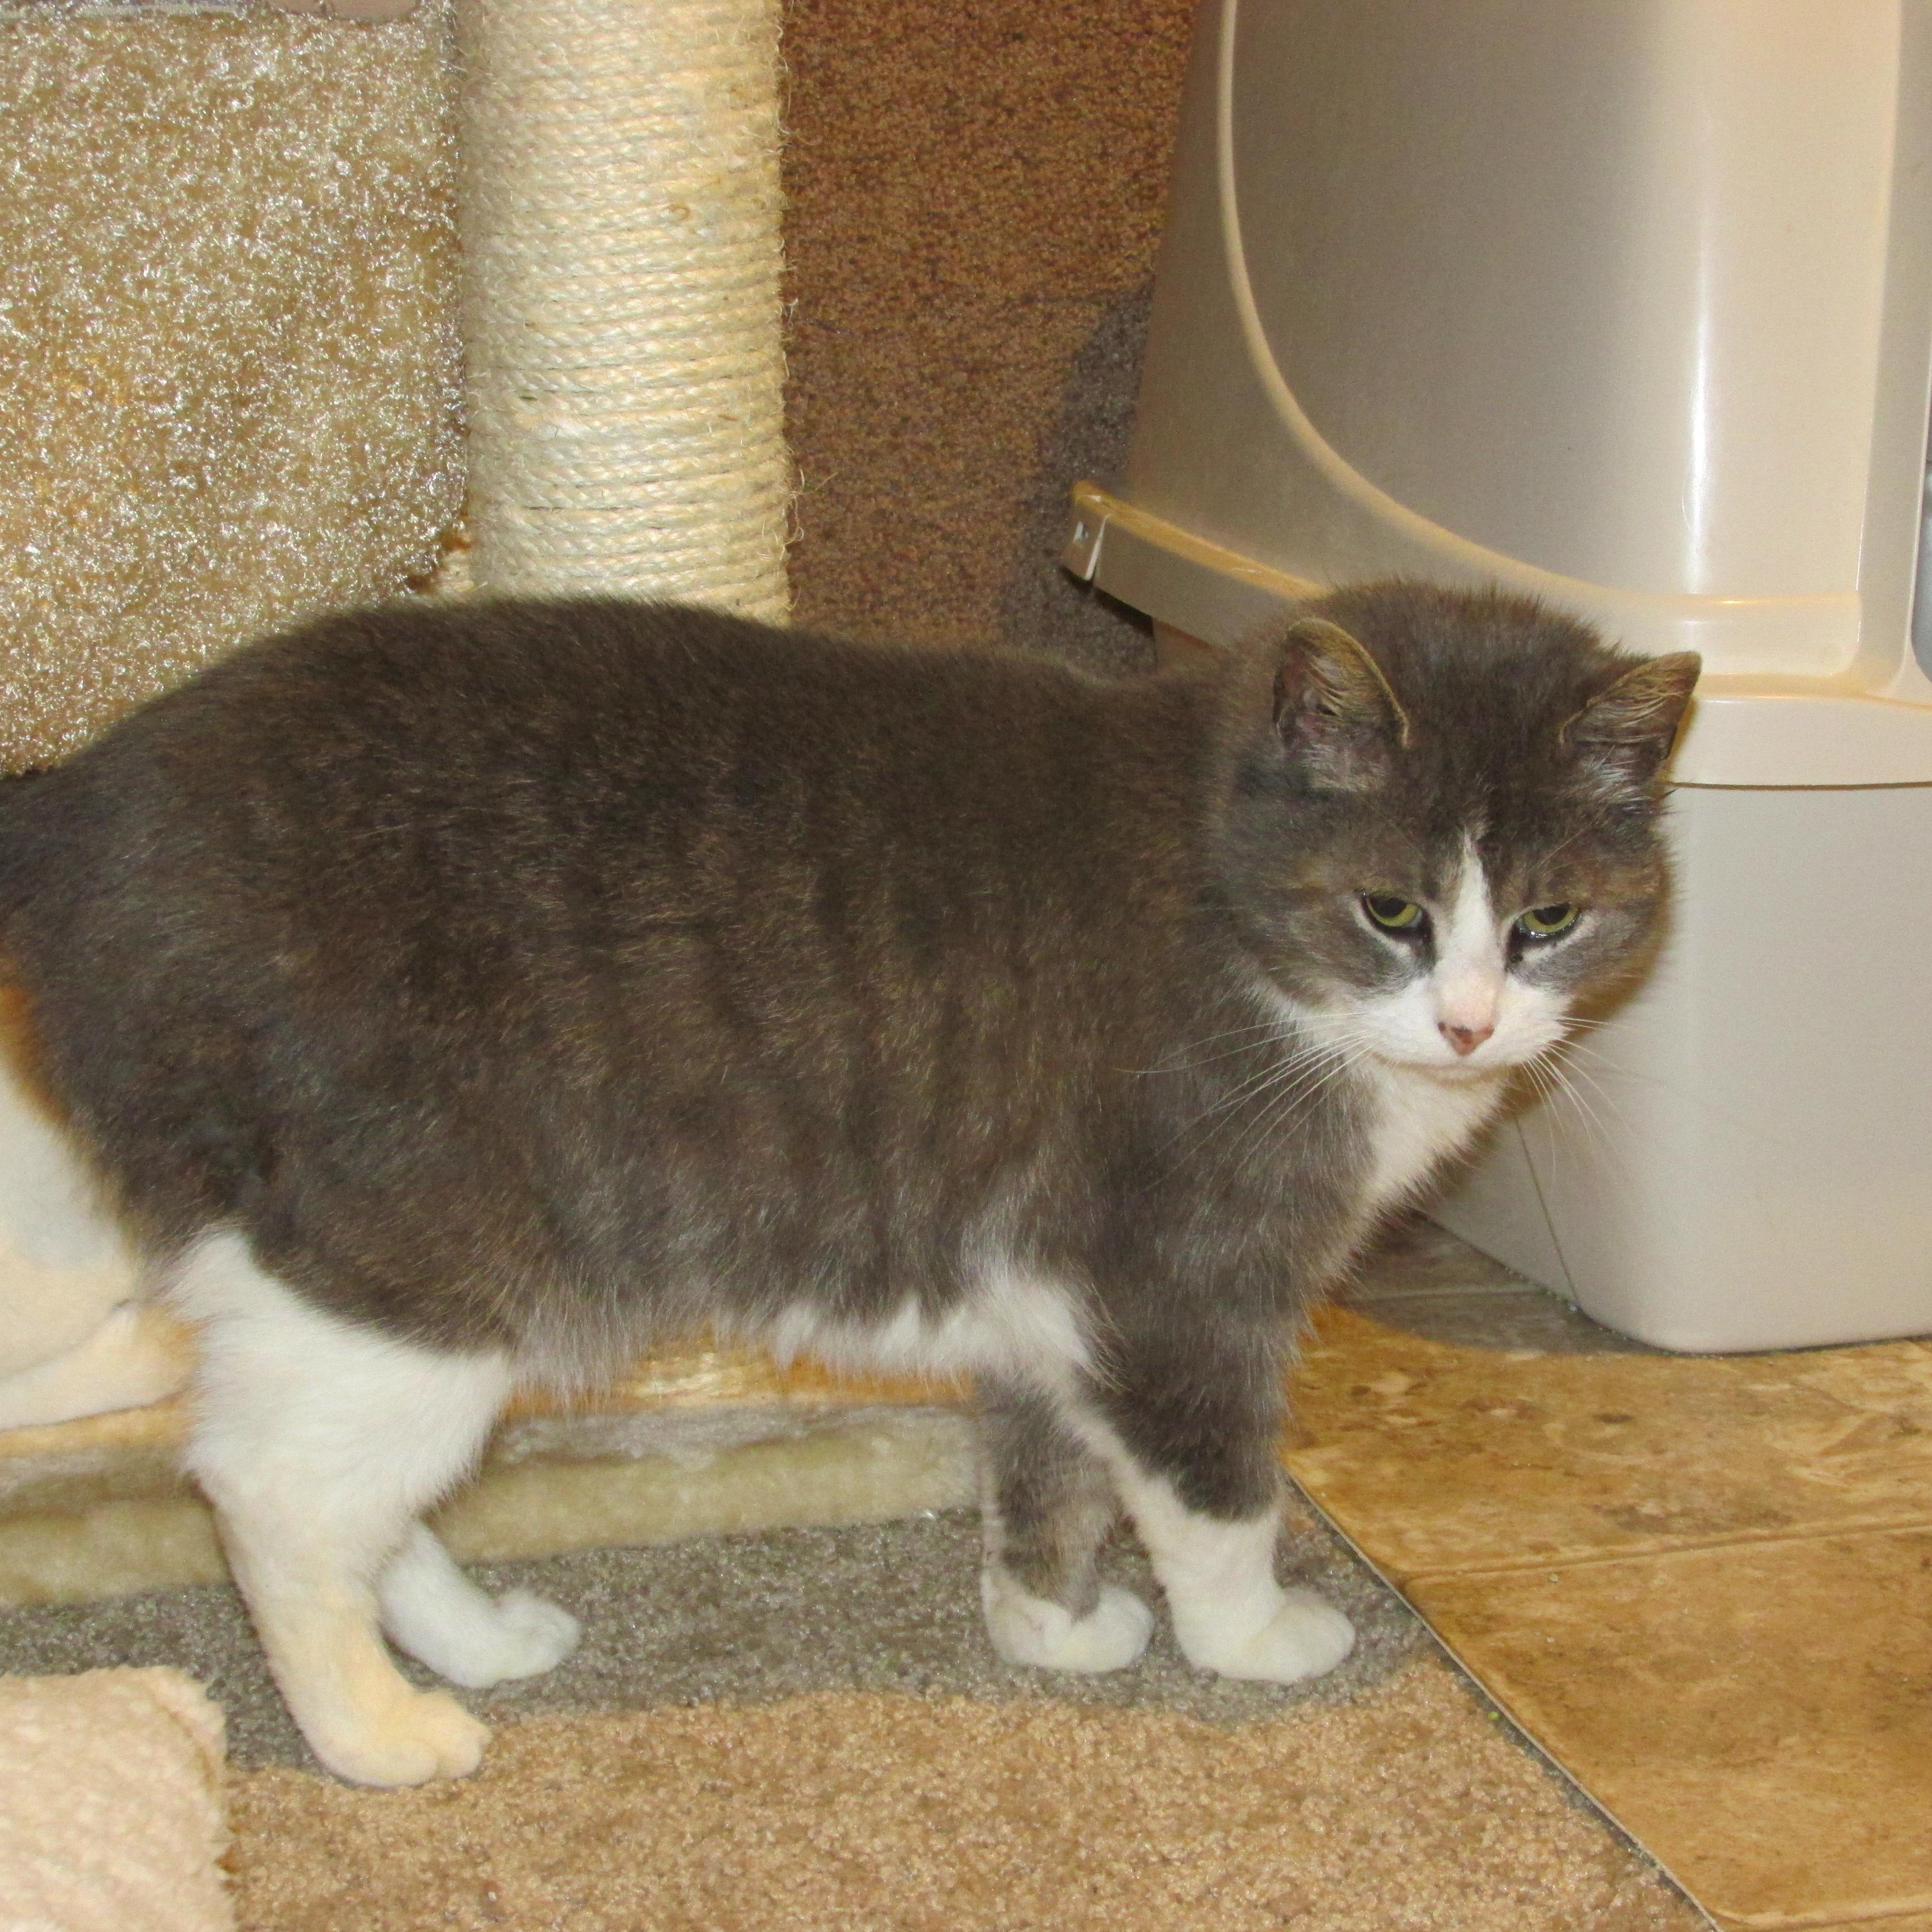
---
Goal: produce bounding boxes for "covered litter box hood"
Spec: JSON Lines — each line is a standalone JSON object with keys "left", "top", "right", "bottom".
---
{"left": 1067, "top": 0, "right": 1932, "bottom": 788}
{"left": 1073, "top": 0, "right": 1932, "bottom": 1351}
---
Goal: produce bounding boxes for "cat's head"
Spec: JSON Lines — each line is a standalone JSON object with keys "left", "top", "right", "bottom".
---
{"left": 1213, "top": 583, "right": 1698, "bottom": 1081}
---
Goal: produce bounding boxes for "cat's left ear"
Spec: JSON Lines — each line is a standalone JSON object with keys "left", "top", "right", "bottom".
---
{"left": 1560, "top": 652, "right": 1702, "bottom": 794}
{"left": 1271, "top": 618, "right": 1413, "bottom": 790}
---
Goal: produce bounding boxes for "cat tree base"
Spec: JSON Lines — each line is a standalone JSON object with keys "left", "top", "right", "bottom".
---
{"left": 0, "top": 1351, "right": 972, "bottom": 1608}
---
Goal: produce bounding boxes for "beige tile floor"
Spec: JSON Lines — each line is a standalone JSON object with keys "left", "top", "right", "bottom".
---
{"left": 1294, "top": 1221, "right": 1932, "bottom": 1932}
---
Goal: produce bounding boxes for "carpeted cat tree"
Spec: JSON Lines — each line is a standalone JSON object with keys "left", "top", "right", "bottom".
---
{"left": 0, "top": 0, "right": 791, "bottom": 1427}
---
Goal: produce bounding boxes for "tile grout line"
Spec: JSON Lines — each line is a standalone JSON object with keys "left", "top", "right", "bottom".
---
{"left": 1384, "top": 1511, "right": 1932, "bottom": 1587}
{"left": 1289, "top": 1461, "right": 1932, "bottom": 1929}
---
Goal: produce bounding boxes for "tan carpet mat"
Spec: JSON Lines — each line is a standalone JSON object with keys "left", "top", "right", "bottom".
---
{"left": 229, "top": 1666, "right": 1702, "bottom": 1932}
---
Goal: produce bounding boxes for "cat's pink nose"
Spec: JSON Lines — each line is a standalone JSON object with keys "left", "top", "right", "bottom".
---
{"left": 1441, "top": 1021, "right": 1494, "bottom": 1057}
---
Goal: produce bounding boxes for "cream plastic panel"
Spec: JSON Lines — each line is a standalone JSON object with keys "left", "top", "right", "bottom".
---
{"left": 1231, "top": 1, "right": 1896, "bottom": 608}
{"left": 1435, "top": 783, "right": 1932, "bottom": 1351}
{"left": 1087, "top": 0, "right": 1932, "bottom": 784}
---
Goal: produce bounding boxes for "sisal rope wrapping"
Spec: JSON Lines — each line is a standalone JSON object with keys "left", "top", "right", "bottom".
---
{"left": 455, "top": 0, "right": 791, "bottom": 619}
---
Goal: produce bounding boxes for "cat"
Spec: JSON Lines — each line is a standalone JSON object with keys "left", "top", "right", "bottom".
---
{"left": 0, "top": 581, "right": 1697, "bottom": 1786}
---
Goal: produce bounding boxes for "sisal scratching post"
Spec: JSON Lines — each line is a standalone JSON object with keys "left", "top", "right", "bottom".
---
{"left": 456, "top": 0, "right": 791, "bottom": 619}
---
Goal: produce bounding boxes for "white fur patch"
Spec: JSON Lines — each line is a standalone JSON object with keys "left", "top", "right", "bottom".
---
{"left": 763, "top": 1265, "right": 1091, "bottom": 1390}
{"left": 980, "top": 1568, "right": 1154, "bottom": 1673}
{"left": 0, "top": 1045, "right": 146, "bottom": 1385}
{"left": 1431, "top": 836, "right": 1508, "bottom": 1046}
{"left": 169, "top": 1233, "right": 516, "bottom": 1510}
{"left": 378, "top": 1525, "right": 580, "bottom": 1689}
{"left": 1357, "top": 1061, "right": 1512, "bottom": 1215}
{"left": 169, "top": 1232, "right": 522, "bottom": 1785}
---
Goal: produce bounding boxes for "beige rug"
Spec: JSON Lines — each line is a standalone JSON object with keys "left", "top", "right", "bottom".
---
{"left": 229, "top": 1663, "right": 1701, "bottom": 1932}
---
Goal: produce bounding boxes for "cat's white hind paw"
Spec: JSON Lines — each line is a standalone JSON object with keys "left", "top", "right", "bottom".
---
{"left": 312, "top": 1685, "right": 492, "bottom": 1788}
{"left": 1180, "top": 1587, "right": 1355, "bottom": 1684}
{"left": 447, "top": 1588, "right": 583, "bottom": 1688}
{"left": 982, "top": 1569, "right": 1154, "bottom": 1673}
{"left": 396, "top": 1585, "right": 581, "bottom": 1690}
{"left": 378, "top": 1527, "right": 581, "bottom": 1689}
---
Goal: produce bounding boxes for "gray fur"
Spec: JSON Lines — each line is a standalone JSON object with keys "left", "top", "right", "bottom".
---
{"left": 0, "top": 582, "right": 1691, "bottom": 1559}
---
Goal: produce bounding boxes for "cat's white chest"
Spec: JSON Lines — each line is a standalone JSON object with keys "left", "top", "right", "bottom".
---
{"left": 1357, "top": 1062, "right": 1508, "bottom": 1216}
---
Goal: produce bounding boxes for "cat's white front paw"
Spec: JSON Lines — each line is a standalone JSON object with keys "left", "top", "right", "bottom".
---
{"left": 982, "top": 1569, "right": 1154, "bottom": 1673}
{"left": 311, "top": 1685, "right": 492, "bottom": 1788}
{"left": 1177, "top": 1586, "right": 1355, "bottom": 1684}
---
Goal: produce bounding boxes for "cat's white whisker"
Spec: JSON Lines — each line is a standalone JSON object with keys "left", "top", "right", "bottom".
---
{"left": 1523, "top": 1047, "right": 1640, "bottom": 1190}
{"left": 1555, "top": 1031, "right": 1672, "bottom": 1090}
{"left": 1229, "top": 1054, "right": 1366, "bottom": 1164}
{"left": 1120, "top": 1016, "right": 1299, "bottom": 1078}
{"left": 1203, "top": 1033, "right": 1378, "bottom": 1188}
{"left": 1143, "top": 1027, "right": 1360, "bottom": 1143}
{"left": 1150, "top": 1029, "right": 1356, "bottom": 1167}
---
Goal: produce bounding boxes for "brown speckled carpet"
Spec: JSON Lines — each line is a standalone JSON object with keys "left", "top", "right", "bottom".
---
{"left": 227, "top": 1678, "right": 1697, "bottom": 1932}
{"left": 0, "top": 1506, "right": 1702, "bottom": 1930}
{"left": 779, "top": 0, "right": 1188, "bottom": 677}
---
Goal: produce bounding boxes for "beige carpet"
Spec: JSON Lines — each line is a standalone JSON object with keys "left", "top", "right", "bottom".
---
{"left": 228, "top": 1666, "right": 1700, "bottom": 1932}
{"left": 1, "top": 1499, "right": 1704, "bottom": 1928}
{"left": 0, "top": 2, "right": 462, "bottom": 771}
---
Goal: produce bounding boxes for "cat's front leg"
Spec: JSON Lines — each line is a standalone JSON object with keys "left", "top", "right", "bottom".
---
{"left": 1113, "top": 1474, "right": 1355, "bottom": 1682}
{"left": 1080, "top": 1337, "right": 1355, "bottom": 1685}
{"left": 977, "top": 1379, "right": 1154, "bottom": 1673}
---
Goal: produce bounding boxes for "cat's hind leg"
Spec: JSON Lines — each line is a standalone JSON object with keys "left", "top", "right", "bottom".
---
{"left": 978, "top": 1380, "right": 1154, "bottom": 1673}
{"left": 377, "top": 1524, "right": 580, "bottom": 1689}
{"left": 172, "top": 1231, "right": 519, "bottom": 1786}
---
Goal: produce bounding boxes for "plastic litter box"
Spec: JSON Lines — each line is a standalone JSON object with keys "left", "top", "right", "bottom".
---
{"left": 1066, "top": 0, "right": 1932, "bottom": 1349}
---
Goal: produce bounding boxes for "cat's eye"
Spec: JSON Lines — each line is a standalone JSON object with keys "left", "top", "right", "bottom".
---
{"left": 1361, "top": 894, "right": 1425, "bottom": 932}
{"left": 1515, "top": 903, "right": 1580, "bottom": 939}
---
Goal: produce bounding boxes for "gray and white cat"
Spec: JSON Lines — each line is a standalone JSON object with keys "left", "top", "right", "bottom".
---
{"left": 0, "top": 582, "right": 1696, "bottom": 1784}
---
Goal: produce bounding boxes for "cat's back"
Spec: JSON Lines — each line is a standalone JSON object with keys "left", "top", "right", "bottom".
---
{"left": 12, "top": 598, "right": 1018, "bottom": 827}
{"left": 0, "top": 598, "right": 1210, "bottom": 986}
{"left": 41, "top": 596, "right": 1178, "bottom": 816}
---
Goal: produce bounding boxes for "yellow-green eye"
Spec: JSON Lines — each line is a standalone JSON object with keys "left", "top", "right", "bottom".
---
{"left": 1516, "top": 903, "right": 1580, "bottom": 939}
{"left": 1362, "top": 894, "right": 1425, "bottom": 931}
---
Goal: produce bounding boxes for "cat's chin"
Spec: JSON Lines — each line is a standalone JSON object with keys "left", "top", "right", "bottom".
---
{"left": 1381, "top": 1052, "right": 1515, "bottom": 1086}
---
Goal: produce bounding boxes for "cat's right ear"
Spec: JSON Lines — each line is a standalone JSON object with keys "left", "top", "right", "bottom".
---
{"left": 1271, "top": 618, "right": 1413, "bottom": 790}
